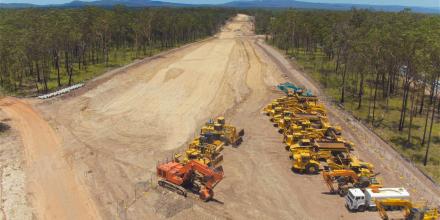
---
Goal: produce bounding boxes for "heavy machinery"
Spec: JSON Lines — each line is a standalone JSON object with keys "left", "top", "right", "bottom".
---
{"left": 290, "top": 146, "right": 321, "bottom": 174}
{"left": 325, "top": 153, "right": 374, "bottom": 173}
{"left": 322, "top": 169, "right": 381, "bottom": 196}
{"left": 345, "top": 187, "right": 410, "bottom": 212}
{"left": 200, "top": 117, "right": 244, "bottom": 146}
{"left": 288, "top": 138, "right": 351, "bottom": 174}
{"left": 277, "top": 82, "right": 305, "bottom": 95}
{"left": 375, "top": 199, "right": 439, "bottom": 220}
{"left": 263, "top": 93, "right": 321, "bottom": 118}
{"left": 273, "top": 103, "right": 326, "bottom": 127}
{"left": 174, "top": 135, "right": 224, "bottom": 167}
{"left": 281, "top": 114, "right": 331, "bottom": 136}
{"left": 287, "top": 138, "right": 351, "bottom": 157}
{"left": 284, "top": 127, "right": 354, "bottom": 153}
{"left": 277, "top": 82, "right": 316, "bottom": 99}
{"left": 157, "top": 160, "right": 224, "bottom": 201}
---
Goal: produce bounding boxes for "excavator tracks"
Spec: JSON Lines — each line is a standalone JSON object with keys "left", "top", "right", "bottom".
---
{"left": 158, "top": 180, "right": 187, "bottom": 197}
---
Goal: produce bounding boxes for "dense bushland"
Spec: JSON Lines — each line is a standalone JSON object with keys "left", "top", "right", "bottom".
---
{"left": 0, "top": 7, "right": 235, "bottom": 95}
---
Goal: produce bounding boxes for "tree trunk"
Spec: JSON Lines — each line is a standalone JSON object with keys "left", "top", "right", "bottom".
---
{"left": 423, "top": 96, "right": 439, "bottom": 166}
{"left": 407, "top": 87, "right": 416, "bottom": 144}
{"left": 372, "top": 69, "right": 380, "bottom": 124}
{"left": 357, "top": 72, "right": 364, "bottom": 109}
{"left": 340, "top": 62, "right": 347, "bottom": 104}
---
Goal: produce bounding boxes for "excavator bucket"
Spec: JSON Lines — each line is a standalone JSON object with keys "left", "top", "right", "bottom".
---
{"left": 199, "top": 188, "right": 214, "bottom": 202}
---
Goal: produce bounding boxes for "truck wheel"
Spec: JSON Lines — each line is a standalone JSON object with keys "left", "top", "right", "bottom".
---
{"left": 305, "top": 164, "right": 319, "bottom": 174}
{"left": 358, "top": 205, "right": 366, "bottom": 212}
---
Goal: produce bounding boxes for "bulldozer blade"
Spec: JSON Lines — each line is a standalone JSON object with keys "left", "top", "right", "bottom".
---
{"left": 238, "top": 129, "right": 245, "bottom": 137}
{"left": 212, "top": 155, "right": 224, "bottom": 166}
{"left": 232, "top": 137, "right": 243, "bottom": 147}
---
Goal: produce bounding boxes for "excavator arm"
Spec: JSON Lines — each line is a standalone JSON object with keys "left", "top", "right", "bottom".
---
{"left": 322, "top": 170, "right": 359, "bottom": 194}
{"left": 181, "top": 160, "right": 224, "bottom": 201}
{"left": 374, "top": 199, "right": 413, "bottom": 220}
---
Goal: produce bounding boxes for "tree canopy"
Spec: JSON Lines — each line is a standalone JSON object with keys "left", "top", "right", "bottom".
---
{"left": 0, "top": 7, "right": 235, "bottom": 95}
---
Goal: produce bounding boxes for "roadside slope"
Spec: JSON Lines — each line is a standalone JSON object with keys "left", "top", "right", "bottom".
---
{"left": 0, "top": 97, "right": 101, "bottom": 220}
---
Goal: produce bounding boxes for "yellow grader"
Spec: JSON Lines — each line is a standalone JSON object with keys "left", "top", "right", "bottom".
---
{"left": 200, "top": 117, "right": 244, "bottom": 147}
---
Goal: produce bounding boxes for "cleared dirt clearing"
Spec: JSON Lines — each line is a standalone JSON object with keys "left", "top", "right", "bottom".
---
{"left": 1, "top": 14, "right": 438, "bottom": 220}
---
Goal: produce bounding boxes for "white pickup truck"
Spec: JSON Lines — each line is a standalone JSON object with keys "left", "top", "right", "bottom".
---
{"left": 345, "top": 187, "right": 410, "bottom": 212}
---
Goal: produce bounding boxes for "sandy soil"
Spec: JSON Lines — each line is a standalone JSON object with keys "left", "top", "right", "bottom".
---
{"left": 1, "top": 14, "right": 439, "bottom": 220}
{"left": 0, "top": 98, "right": 101, "bottom": 220}
{"left": 0, "top": 110, "right": 31, "bottom": 220}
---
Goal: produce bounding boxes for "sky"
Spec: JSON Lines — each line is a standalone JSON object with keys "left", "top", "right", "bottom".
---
{"left": 1, "top": 0, "right": 439, "bottom": 8}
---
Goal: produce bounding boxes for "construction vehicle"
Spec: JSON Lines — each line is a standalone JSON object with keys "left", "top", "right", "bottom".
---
{"left": 281, "top": 114, "right": 331, "bottom": 135}
{"left": 290, "top": 146, "right": 321, "bottom": 174}
{"left": 157, "top": 160, "right": 224, "bottom": 201}
{"left": 174, "top": 136, "right": 224, "bottom": 167}
{"left": 322, "top": 169, "right": 381, "bottom": 196}
{"left": 325, "top": 153, "right": 374, "bottom": 173}
{"left": 288, "top": 138, "right": 351, "bottom": 174}
{"left": 200, "top": 117, "right": 244, "bottom": 146}
{"left": 287, "top": 138, "right": 351, "bottom": 156}
{"left": 375, "top": 199, "right": 439, "bottom": 220}
{"left": 277, "top": 82, "right": 305, "bottom": 95}
{"left": 345, "top": 187, "right": 410, "bottom": 212}
{"left": 277, "top": 82, "right": 316, "bottom": 99}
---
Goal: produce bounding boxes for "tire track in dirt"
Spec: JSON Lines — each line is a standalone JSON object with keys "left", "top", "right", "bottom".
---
{"left": 0, "top": 97, "right": 101, "bottom": 220}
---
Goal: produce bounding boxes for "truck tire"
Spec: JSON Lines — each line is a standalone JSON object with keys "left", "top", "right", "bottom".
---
{"left": 357, "top": 205, "right": 366, "bottom": 212}
{"left": 305, "top": 163, "right": 319, "bottom": 174}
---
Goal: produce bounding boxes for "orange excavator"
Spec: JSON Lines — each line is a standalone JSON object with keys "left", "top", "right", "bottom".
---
{"left": 157, "top": 160, "right": 224, "bottom": 201}
{"left": 322, "top": 169, "right": 381, "bottom": 196}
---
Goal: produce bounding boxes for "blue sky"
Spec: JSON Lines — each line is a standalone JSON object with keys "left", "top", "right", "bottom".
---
{"left": 1, "top": 0, "right": 439, "bottom": 8}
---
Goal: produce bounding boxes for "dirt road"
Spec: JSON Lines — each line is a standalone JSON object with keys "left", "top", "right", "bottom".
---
{"left": 0, "top": 98, "right": 101, "bottom": 220}
{"left": 2, "top": 14, "right": 439, "bottom": 220}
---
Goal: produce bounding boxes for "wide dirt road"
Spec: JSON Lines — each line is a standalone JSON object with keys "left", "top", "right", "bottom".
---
{"left": 0, "top": 98, "right": 100, "bottom": 220}
{"left": 3, "top": 14, "right": 439, "bottom": 220}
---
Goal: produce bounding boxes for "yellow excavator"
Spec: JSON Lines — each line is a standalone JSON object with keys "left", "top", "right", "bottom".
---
{"left": 200, "top": 117, "right": 244, "bottom": 146}
{"left": 322, "top": 168, "right": 381, "bottom": 196}
{"left": 375, "top": 198, "right": 439, "bottom": 220}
